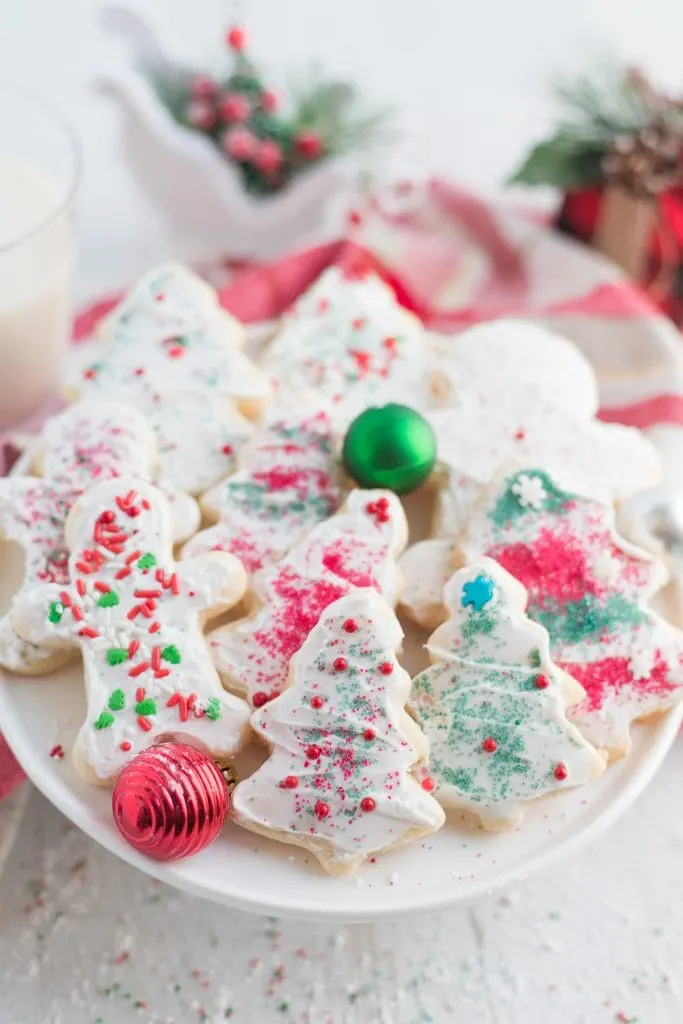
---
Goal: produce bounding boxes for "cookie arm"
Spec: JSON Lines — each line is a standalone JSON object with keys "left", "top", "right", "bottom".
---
{"left": 10, "top": 583, "right": 75, "bottom": 648}
{"left": 176, "top": 551, "right": 247, "bottom": 615}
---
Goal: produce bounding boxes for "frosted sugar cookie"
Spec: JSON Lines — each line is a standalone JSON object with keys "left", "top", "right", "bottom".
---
{"left": 10, "top": 478, "right": 250, "bottom": 782}
{"left": 232, "top": 589, "right": 445, "bottom": 875}
{"left": 410, "top": 558, "right": 605, "bottom": 829}
{"left": 209, "top": 489, "right": 408, "bottom": 706}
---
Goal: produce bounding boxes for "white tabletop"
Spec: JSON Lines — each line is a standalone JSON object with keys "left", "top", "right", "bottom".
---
{"left": 2, "top": 1, "right": 683, "bottom": 1020}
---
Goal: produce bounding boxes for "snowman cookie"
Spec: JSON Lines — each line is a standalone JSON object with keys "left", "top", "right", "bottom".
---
{"left": 10, "top": 478, "right": 250, "bottom": 782}
{"left": 262, "top": 266, "right": 428, "bottom": 426}
{"left": 209, "top": 489, "right": 408, "bottom": 706}
{"left": 459, "top": 468, "right": 683, "bottom": 758}
{"left": 0, "top": 400, "right": 197, "bottom": 674}
{"left": 65, "top": 263, "right": 269, "bottom": 493}
{"left": 232, "top": 589, "right": 445, "bottom": 875}
{"left": 410, "top": 558, "right": 605, "bottom": 829}
{"left": 184, "top": 399, "right": 342, "bottom": 574}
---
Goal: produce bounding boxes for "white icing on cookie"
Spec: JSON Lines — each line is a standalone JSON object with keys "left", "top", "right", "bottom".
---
{"left": 65, "top": 263, "right": 270, "bottom": 493}
{"left": 262, "top": 266, "right": 428, "bottom": 426}
{"left": 460, "top": 468, "right": 683, "bottom": 756}
{"left": 209, "top": 489, "right": 408, "bottom": 706}
{"left": 428, "top": 398, "right": 662, "bottom": 539}
{"left": 428, "top": 320, "right": 599, "bottom": 418}
{"left": 398, "top": 539, "right": 454, "bottom": 629}
{"left": 10, "top": 478, "right": 250, "bottom": 781}
{"left": 410, "top": 558, "right": 605, "bottom": 828}
{"left": 184, "top": 399, "right": 342, "bottom": 574}
{"left": 0, "top": 401, "right": 160, "bottom": 673}
{"left": 232, "top": 589, "right": 445, "bottom": 875}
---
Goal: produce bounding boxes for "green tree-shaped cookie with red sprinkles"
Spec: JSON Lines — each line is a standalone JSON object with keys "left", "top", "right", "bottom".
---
{"left": 231, "top": 589, "right": 445, "bottom": 875}
{"left": 460, "top": 467, "right": 683, "bottom": 758}
{"left": 10, "top": 477, "right": 251, "bottom": 783}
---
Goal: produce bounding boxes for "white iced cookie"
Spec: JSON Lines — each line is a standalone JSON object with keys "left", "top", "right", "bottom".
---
{"left": 0, "top": 400, "right": 197, "bottom": 674}
{"left": 410, "top": 558, "right": 605, "bottom": 830}
{"left": 428, "top": 319, "right": 599, "bottom": 417}
{"left": 64, "top": 263, "right": 270, "bottom": 492}
{"left": 459, "top": 467, "right": 683, "bottom": 758}
{"left": 398, "top": 538, "right": 454, "bottom": 631}
{"left": 262, "top": 266, "right": 429, "bottom": 426}
{"left": 232, "top": 589, "right": 445, "bottom": 876}
{"left": 209, "top": 489, "right": 408, "bottom": 707}
{"left": 184, "top": 399, "right": 342, "bottom": 574}
{"left": 428, "top": 397, "right": 662, "bottom": 540}
{"left": 10, "top": 478, "right": 250, "bottom": 783}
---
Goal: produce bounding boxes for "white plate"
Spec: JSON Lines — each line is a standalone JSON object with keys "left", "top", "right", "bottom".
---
{"left": 2, "top": 259, "right": 682, "bottom": 922}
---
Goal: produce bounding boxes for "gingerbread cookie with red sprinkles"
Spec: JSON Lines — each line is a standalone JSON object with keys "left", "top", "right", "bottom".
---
{"left": 410, "top": 558, "right": 605, "bottom": 830}
{"left": 231, "top": 589, "right": 444, "bottom": 875}
{"left": 10, "top": 477, "right": 250, "bottom": 783}
{"left": 184, "top": 397, "right": 342, "bottom": 574}
{"left": 208, "top": 488, "right": 408, "bottom": 707}
{"left": 460, "top": 468, "right": 683, "bottom": 759}
{"left": 262, "top": 266, "right": 429, "bottom": 427}
{"left": 64, "top": 263, "right": 268, "bottom": 494}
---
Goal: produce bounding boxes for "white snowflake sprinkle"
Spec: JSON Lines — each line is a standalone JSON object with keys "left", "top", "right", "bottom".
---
{"left": 511, "top": 474, "right": 547, "bottom": 510}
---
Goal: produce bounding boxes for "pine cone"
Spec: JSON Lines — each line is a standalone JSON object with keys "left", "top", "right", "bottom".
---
{"left": 602, "top": 119, "right": 683, "bottom": 197}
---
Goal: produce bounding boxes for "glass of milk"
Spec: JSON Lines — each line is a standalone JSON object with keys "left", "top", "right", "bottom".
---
{"left": 0, "top": 86, "right": 80, "bottom": 429}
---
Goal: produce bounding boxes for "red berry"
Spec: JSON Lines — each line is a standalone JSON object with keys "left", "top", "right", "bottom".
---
{"left": 227, "top": 26, "right": 247, "bottom": 50}
{"left": 221, "top": 444, "right": 234, "bottom": 456}
{"left": 310, "top": 696, "right": 324, "bottom": 709}
{"left": 365, "top": 501, "right": 378, "bottom": 515}
{"left": 421, "top": 776, "right": 436, "bottom": 792}
{"left": 515, "top": 429, "right": 526, "bottom": 441}
{"left": 376, "top": 497, "right": 390, "bottom": 511}
{"left": 314, "top": 800, "right": 330, "bottom": 820}
{"left": 168, "top": 346, "right": 185, "bottom": 359}
{"left": 222, "top": 126, "right": 257, "bottom": 161}
{"left": 379, "top": 662, "right": 393, "bottom": 675}
{"left": 120, "top": 741, "right": 132, "bottom": 752}
{"left": 333, "top": 657, "right": 347, "bottom": 671}
{"left": 186, "top": 99, "right": 215, "bottom": 131}
{"left": 83, "top": 368, "right": 96, "bottom": 380}
{"left": 254, "top": 139, "right": 283, "bottom": 175}
{"left": 281, "top": 775, "right": 298, "bottom": 789}
{"left": 535, "top": 674, "right": 550, "bottom": 689}
{"left": 363, "top": 728, "right": 376, "bottom": 741}
{"left": 253, "top": 691, "right": 269, "bottom": 708}
{"left": 482, "top": 737, "right": 497, "bottom": 753}
{"left": 191, "top": 75, "right": 218, "bottom": 100}
{"left": 260, "top": 90, "right": 278, "bottom": 113}
{"left": 360, "top": 797, "right": 376, "bottom": 813}
{"left": 554, "top": 762, "right": 568, "bottom": 781}
{"left": 220, "top": 92, "right": 251, "bottom": 123}
{"left": 306, "top": 744, "right": 322, "bottom": 760}
{"left": 343, "top": 618, "right": 358, "bottom": 633}
{"left": 295, "top": 130, "right": 325, "bottom": 160}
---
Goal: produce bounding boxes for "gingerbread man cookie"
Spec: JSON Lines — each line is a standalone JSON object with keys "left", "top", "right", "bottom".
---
{"left": 0, "top": 400, "right": 197, "bottom": 674}
{"left": 262, "top": 266, "right": 428, "bottom": 426}
{"left": 460, "top": 468, "right": 683, "bottom": 758}
{"left": 184, "top": 399, "right": 342, "bottom": 573}
{"left": 65, "top": 263, "right": 269, "bottom": 493}
{"left": 232, "top": 589, "right": 445, "bottom": 875}
{"left": 209, "top": 489, "right": 408, "bottom": 706}
{"left": 410, "top": 558, "right": 605, "bottom": 829}
{"left": 11, "top": 478, "right": 250, "bottom": 782}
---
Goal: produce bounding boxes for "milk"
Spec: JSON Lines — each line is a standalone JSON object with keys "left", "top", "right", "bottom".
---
{"left": 0, "top": 156, "right": 76, "bottom": 428}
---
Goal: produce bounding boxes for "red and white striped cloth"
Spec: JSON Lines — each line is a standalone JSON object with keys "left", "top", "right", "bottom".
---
{"left": 2, "top": 180, "right": 682, "bottom": 800}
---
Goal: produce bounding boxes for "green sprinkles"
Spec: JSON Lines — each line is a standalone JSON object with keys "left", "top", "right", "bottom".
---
{"left": 205, "top": 697, "right": 221, "bottom": 721}
{"left": 161, "top": 644, "right": 181, "bottom": 664}
{"left": 135, "top": 697, "right": 157, "bottom": 717}
{"left": 106, "top": 647, "right": 128, "bottom": 666}
{"left": 108, "top": 689, "right": 126, "bottom": 712}
{"left": 97, "top": 590, "right": 120, "bottom": 609}
{"left": 48, "top": 601, "right": 65, "bottom": 624}
{"left": 94, "top": 711, "right": 115, "bottom": 730}
{"left": 137, "top": 552, "right": 156, "bottom": 569}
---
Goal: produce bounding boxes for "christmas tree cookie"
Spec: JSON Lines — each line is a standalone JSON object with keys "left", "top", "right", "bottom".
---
{"left": 65, "top": 263, "right": 269, "bottom": 493}
{"left": 10, "top": 478, "right": 251, "bottom": 782}
{"left": 460, "top": 468, "right": 683, "bottom": 757}
{"left": 183, "top": 399, "right": 342, "bottom": 574}
{"left": 410, "top": 558, "right": 605, "bottom": 829}
{"left": 262, "top": 266, "right": 428, "bottom": 426}
{"left": 0, "top": 400, "right": 196, "bottom": 674}
{"left": 232, "top": 589, "right": 445, "bottom": 875}
{"left": 209, "top": 488, "right": 408, "bottom": 706}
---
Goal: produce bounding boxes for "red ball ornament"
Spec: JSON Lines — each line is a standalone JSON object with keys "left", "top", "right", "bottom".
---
{"left": 222, "top": 126, "right": 257, "bottom": 161}
{"left": 220, "top": 92, "right": 251, "bottom": 123}
{"left": 227, "top": 26, "right": 247, "bottom": 51}
{"left": 187, "top": 100, "right": 216, "bottom": 131}
{"left": 191, "top": 74, "right": 218, "bottom": 100}
{"left": 254, "top": 139, "right": 283, "bottom": 175}
{"left": 260, "top": 90, "right": 279, "bottom": 113}
{"left": 295, "top": 130, "right": 325, "bottom": 160}
{"left": 112, "top": 743, "right": 229, "bottom": 861}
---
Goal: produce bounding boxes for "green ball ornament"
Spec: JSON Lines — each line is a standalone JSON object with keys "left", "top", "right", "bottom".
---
{"left": 342, "top": 404, "right": 437, "bottom": 495}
